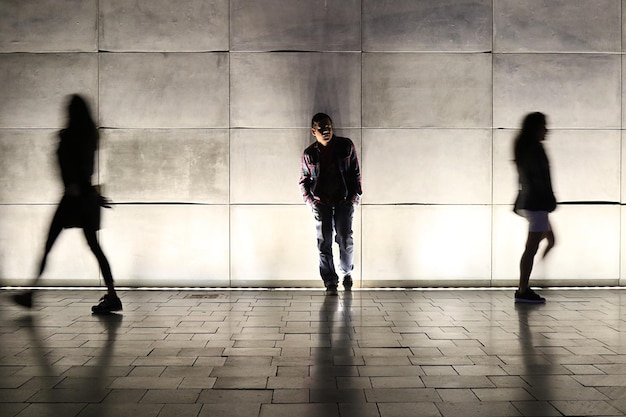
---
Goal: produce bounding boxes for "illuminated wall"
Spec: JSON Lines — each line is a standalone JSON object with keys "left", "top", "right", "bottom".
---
{"left": 0, "top": 0, "right": 623, "bottom": 287}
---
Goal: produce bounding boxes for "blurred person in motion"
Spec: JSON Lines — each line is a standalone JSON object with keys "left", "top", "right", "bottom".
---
{"left": 513, "top": 112, "right": 556, "bottom": 304}
{"left": 300, "top": 113, "right": 362, "bottom": 295}
{"left": 13, "top": 94, "right": 121, "bottom": 313}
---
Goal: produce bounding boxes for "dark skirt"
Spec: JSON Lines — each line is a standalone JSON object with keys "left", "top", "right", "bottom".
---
{"left": 55, "top": 193, "right": 101, "bottom": 231}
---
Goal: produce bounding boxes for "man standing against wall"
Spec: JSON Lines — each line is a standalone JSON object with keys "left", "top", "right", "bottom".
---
{"left": 300, "top": 113, "right": 362, "bottom": 295}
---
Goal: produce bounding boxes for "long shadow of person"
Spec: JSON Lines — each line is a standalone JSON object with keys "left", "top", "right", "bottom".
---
{"left": 12, "top": 94, "right": 122, "bottom": 314}
{"left": 15, "top": 315, "right": 56, "bottom": 379}
{"left": 515, "top": 303, "right": 556, "bottom": 415}
{"left": 315, "top": 292, "right": 340, "bottom": 371}
{"left": 312, "top": 292, "right": 361, "bottom": 410}
{"left": 76, "top": 313, "right": 124, "bottom": 417}
{"left": 12, "top": 315, "right": 61, "bottom": 416}
{"left": 14, "top": 312, "right": 122, "bottom": 416}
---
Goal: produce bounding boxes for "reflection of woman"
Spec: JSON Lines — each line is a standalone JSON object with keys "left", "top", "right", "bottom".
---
{"left": 13, "top": 94, "right": 122, "bottom": 313}
{"left": 513, "top": 112, "right": 556, "bottom": 304}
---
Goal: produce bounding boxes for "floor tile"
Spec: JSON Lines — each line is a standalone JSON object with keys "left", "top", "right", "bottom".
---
{"left": 436, "top": 401, "right": 521, "bottom": 417}
{"left": 551, "top": 400, "right": 622, "bottom": 416}
{"left": 197, "top": 402, "right": 261, "bottom": 417}
{"left": 259, "top": 403, "right": 339, "bottom": 417}
{"left": 378, "top": 402, "right": 441, "bottom": 417}
{"left": 15, "top": 403, "right": 87, "bottom": 417}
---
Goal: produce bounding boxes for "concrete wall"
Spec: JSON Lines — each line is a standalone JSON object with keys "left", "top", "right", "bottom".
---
{"left": 0, "top": 0, "right": 623, "bottom": 288}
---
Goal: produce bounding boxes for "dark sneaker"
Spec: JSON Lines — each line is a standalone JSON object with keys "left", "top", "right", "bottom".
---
{"left": 12, "top": 291, "right": 33, "bottom": 308}
{"left": 343, "top": 275, "right": 353, "bottom": 291}
{"left": 92, "top": 294, "right": 123, "bottom": 314}
{"left": 515, "top": 289, "right": 546, "bottom": 304}
{"left": 325, "top": 285, "right": 338, "bottom": 296}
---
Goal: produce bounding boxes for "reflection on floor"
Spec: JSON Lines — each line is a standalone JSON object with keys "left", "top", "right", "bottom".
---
{"left": 2, "top": 288, "right": 626, "bottom": 416}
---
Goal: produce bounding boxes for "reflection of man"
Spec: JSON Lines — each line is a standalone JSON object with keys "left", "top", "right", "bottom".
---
{"left": 300, "top": 113, "right": 362, "bottom": 295}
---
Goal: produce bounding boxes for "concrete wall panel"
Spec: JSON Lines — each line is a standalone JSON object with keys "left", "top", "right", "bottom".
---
{"left": 621, "top": 206, "right": 626, "bottom": 285}
{"left": 100, "top": 205, "right": 229, "bottom": 286}
{"left": 230, "top": 0, "right": 360, "bottom": 51}
{"left": 0, "top": 129, "right": 62, "bottom": 204}
{"left": 230, "top": 52, "right": 361, "bottom": 128}
{"left": 493, "top": 205, "right": 620, "bottom": 283}
{"left": 0, "top": 205, "right": 100, "bottom": 284}
{"left": 494, "top": 0, "right": 620, "bottom": 53}
{"left": 547, "top": 130, "right": 621, "bottom": 203}
{"left": 99, "top": 0, "right": 229, "bottom": 52}
{"left": 494, "top": 129, "right": 621, "bottom": 205}
{"left": 100, "top": 129, "right": 229, "bottom": 203}
{"left": 361, "top": 205, "right": 491, "bottom": 282}
{"left": 0, "top": 0, "right": 97, "bottom": 52}
{"left": 230, "top": 205, "right": 361, "bottom": 286}
{"left": 494, "top": 54, "right": 621, "bottom": 129}
{"left": 0, "top": 54, "right": 98, "bottom": 128}
{"left": 230, "top": 128, "right": 361, "bottom": 204}
{"left": 622, "top": 56, "right": 626, "bottom": 128}
{"left": 362, "top": 129, "right": 492, "bottom": 204}
{"left": 99, "top": 53, "right": 229, "bottom": 128}
{"left": 363, "top": 0, "right": 492, "bottom": 52}
{"left": 622, "top": 131, "right": 626, "bottom": 203}
{"left": 362, "top": 53, "right": 492, "bottom": 128}
{"left": 492, "top": 130, "right": 518, "bottom": 206}
{"left": 230, "top": 129, "right": 309, "bottom": 204}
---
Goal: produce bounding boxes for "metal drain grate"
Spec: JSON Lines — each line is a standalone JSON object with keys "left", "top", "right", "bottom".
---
{"left": 185, "top": 294, "right": 226, "bottom": 299}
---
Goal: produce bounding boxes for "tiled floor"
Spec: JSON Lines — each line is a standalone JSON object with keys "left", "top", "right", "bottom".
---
{"left": 2, "top": 288, "right": 626, "bottom": 417}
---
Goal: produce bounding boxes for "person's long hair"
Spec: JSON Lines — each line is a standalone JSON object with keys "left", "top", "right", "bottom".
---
{"left": 515, "top": 112, "right": 545, "bottom": 143}
{"left": 66, "top": 94, "right": 97, "bottom": 139}
{"left": 62, "top": 95, "right": 98, "bottom": 168}
{"left": 514, "top": 112, "right": 546, "bottom": 161}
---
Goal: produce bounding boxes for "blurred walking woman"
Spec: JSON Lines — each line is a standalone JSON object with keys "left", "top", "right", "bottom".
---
{"left": 13, "top": 94, "right": 122, "bottom": 313}
{"left": 513, "top": 112, "right": 556, "bottom": 304}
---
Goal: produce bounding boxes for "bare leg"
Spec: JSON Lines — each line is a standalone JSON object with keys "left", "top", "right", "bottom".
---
{"left": 541, "top": 230, "right": 555, "bottom": 259}
{"left": 34, "top": 210, "right": 64, "bottom": 285}
{"left": 519, "top": 232, "right": 544, "bottom": 293}
{"left": 83, "top": 229, "right": 116, "bottom": 297}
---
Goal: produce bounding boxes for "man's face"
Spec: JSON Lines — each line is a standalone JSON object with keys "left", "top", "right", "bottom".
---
{"left": 311, "top": 119, "right": 333, "bottom": 146}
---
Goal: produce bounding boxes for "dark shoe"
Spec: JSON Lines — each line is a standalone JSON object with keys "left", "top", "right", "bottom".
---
{"left": 92, "top": 294, "right": 123, "bottom": 314}
{"left": 515, "top": 289, "right": 546, "bottom": 304}
{"left": 342, "top": 275, "right": 353, "bottom": 291}
{"left": 12, "top": 291, "right": 33, "bottom": 308}
{"left": 325, "top": 285, "right": 338, "bottom": 296}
